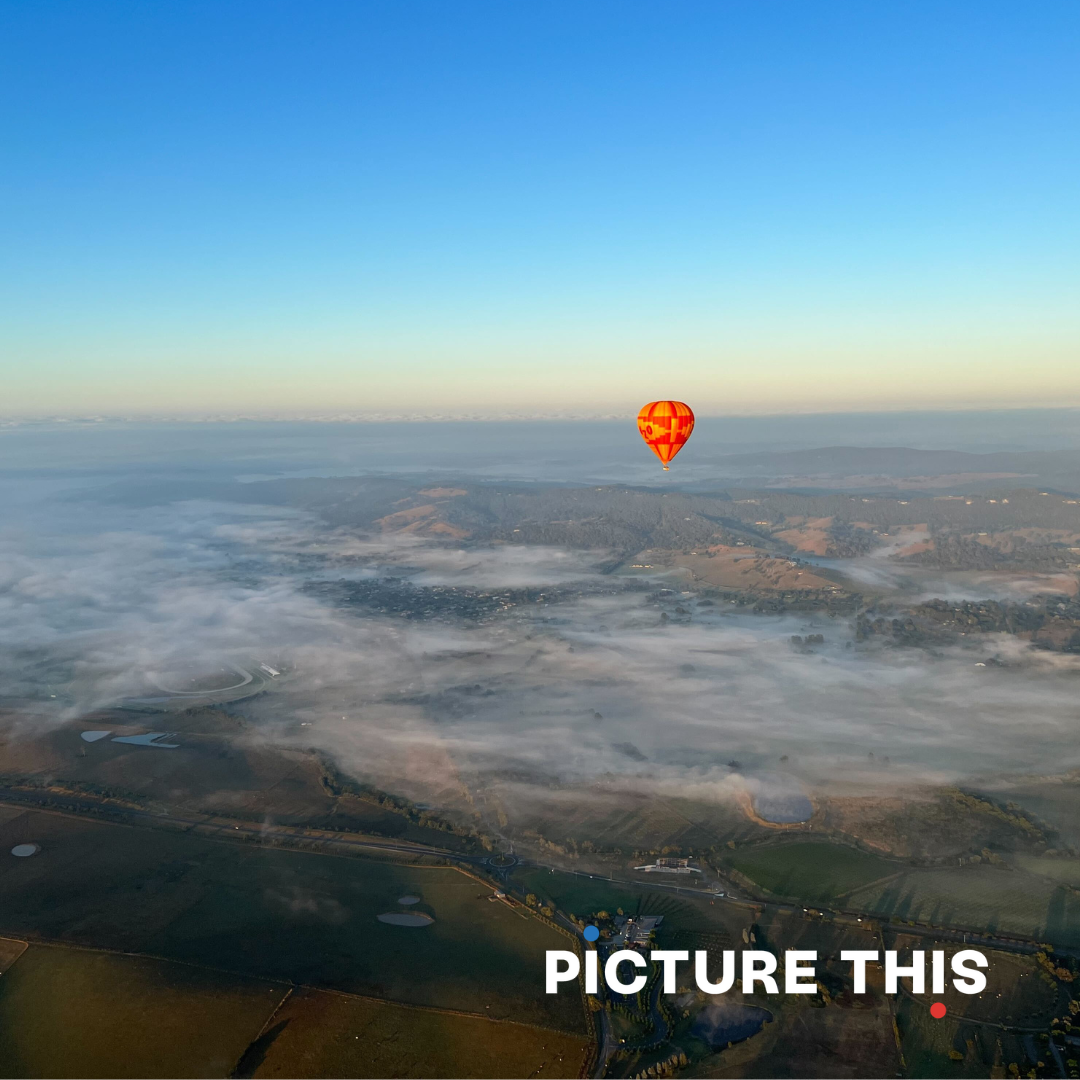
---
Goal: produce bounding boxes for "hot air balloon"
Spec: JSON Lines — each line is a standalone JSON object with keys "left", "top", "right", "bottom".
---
{"left": 637, "top": 401, "right": 694, "bottom": 470}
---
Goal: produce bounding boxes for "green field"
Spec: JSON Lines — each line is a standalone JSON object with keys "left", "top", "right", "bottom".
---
{"left": 891, "top": 994, "right": 1033, "bottom": 1080}
{"left": 510, "top": 866, "right": 739, "bottom": 946}
{"left": 0, "top": 936, "right": 26, "bottom": 973}
{"left": 894, "top": 996, "right": 973, "bottom": 1080}
{"left": 987, "top": 779, "right": 1080, "bottom": 849}
{"left": 0, "top": 943, "right": 592, "bottom": 1080}
{"left": 243, "top": 987, "right": 591, "bottom": 1079}
{"left": 724, "top": 842, "right": 897, "bottom": 903}
{"left": 848, "top": 865, "right": 1080, "bottom": 946}
{"left": 889, "top": 940, "right": 1056, "bottom": 1028}
{"left": 0, "top": 810, "right": 585, "bottom": 1034}
{"left": 751, "top": 909, "right": 882, "bottom": 970}
{"left": 1009, "top": 853, "right": 1080, "bottom": 886}
{"left": 512, "top": 867, "right": 662, "bottom": 922}
{"left": 0, "top": 944, "right": 283, "bottom": 1078}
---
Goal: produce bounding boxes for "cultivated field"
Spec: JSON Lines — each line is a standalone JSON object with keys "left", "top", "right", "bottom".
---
{"left": 0, "top": 941, "right": 590, "bottom": 1080}
{"left": 241, "top": 987, "right": 590, "bottom": 1078}
{"left": 724, "top": 842, "right": 898, "bottom": 903}
{"left": 649, "top": 548, "right": 841, "bottom": 593}
{"left": 0, "top": 936, "right": 27, "bottom": 974}
{"left": 1009, "top": 852, "right": 1080, "bottom": 886}
{"left": 892, "top": 995, "right": 1036, "bottom": 1080}
{"left": 887, "top": 937, "right": 1057, "bottom": 1028}
{"left": 847, "top": 865, "right": 1080, "bottom": 946}
{"left": 0, "top": 809, "right": 586, "bottom": 1034}
{"left": 513, "top": 867, "right": 666, "bottom": 921}
{"left": 0, "top": 943, "right": 283, "bottom": 1078}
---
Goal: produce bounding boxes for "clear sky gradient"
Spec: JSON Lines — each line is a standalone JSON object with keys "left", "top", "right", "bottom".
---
{"left": 2, "top": 1, "right": 1078, "bottom": 416}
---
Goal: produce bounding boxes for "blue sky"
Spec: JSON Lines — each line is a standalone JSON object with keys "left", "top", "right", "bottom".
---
{"left": 2, "top": 1, "right": 1078, "bottom": 415}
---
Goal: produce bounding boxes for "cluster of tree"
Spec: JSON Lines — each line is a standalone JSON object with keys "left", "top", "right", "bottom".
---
{"left": 525, "top": 832, "right": 629, "bottom": 858}
{"left": 731, "top": 589, "right": 861, "bottom": 615}
{"left": 522, "top": 893, "right": 555, "bottom": 918}
{"left": 607, "top": 998, "right": 655, "bottom": 1038}
{"left": 916, "top": 596, "right": 1080, "bottom": 650}
{"left": 853, "top": 595, "right": 1080, "bottom": 652}
{"left": 0, "top": 776, "right": 146, "bottom": 811}
{"left": 316, "top": 753, "right": 484, "bottom": 844}
{"left": 1037, "top": 953, "right": 1076, "bottom": 984}
{"left": 1047, "top": 1010, "right": 1080, "bottom": 1078}
{"left": 946, "top": 790, "right": 1046, "bottom": 842}
{"left": 306, "top": 573, "right": 652, "bottom": 628}
{"left": 822, "top": 522, "right": 879, "bottom": 557}
{"left": 899, "top": 532, "right": 1074, "bottom": 572}
{"left": 855, "top": 613, "right": 940, "bottom": 645}
{"left": 627, "top": 1050, "right": 688, "bottom": 1078}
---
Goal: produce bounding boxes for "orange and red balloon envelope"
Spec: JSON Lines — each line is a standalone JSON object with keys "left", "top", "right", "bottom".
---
{"left": 637, "top": 401, "right": 695, "bottom": 470}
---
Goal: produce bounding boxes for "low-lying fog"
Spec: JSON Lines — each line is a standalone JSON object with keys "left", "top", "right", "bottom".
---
{"left": 3, "top": 418, "right": 1079, "bottom": 817}
{"left": 809, "top": 551, "right": 1073, "bottom": 602}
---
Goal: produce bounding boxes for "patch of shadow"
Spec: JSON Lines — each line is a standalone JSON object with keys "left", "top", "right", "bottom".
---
{"left": 231, "top": 1018, "right": 291, "bottom": 1078}
{"left": 612, "top": 741, "right": 647, "bottom": 762}
{"left": 377, "top": 912, "right": 434, "bottom": 926}
{"left": 752, "top": 792, "right": 812, "bottom": 824}
{"left": 749, "top": 773, "right": 812, "bottom": 823}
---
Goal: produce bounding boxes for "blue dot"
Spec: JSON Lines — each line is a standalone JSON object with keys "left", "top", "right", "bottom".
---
{"left": 583, "top": 924, "right": 600, "bottom": 941}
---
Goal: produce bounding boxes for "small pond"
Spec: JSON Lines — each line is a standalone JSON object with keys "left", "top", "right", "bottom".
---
{"left": 691, "top": 1003, "right": 772, "bottom": 1047}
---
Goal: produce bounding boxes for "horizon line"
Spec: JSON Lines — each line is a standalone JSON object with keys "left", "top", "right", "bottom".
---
{"left": 5, "top": 404, "right": 1080, "bottom": 427}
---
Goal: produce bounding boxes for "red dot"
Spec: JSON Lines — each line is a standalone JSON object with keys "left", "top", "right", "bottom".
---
{"left": 930, "top": 1002, "right": 947, "bottom": 1019}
